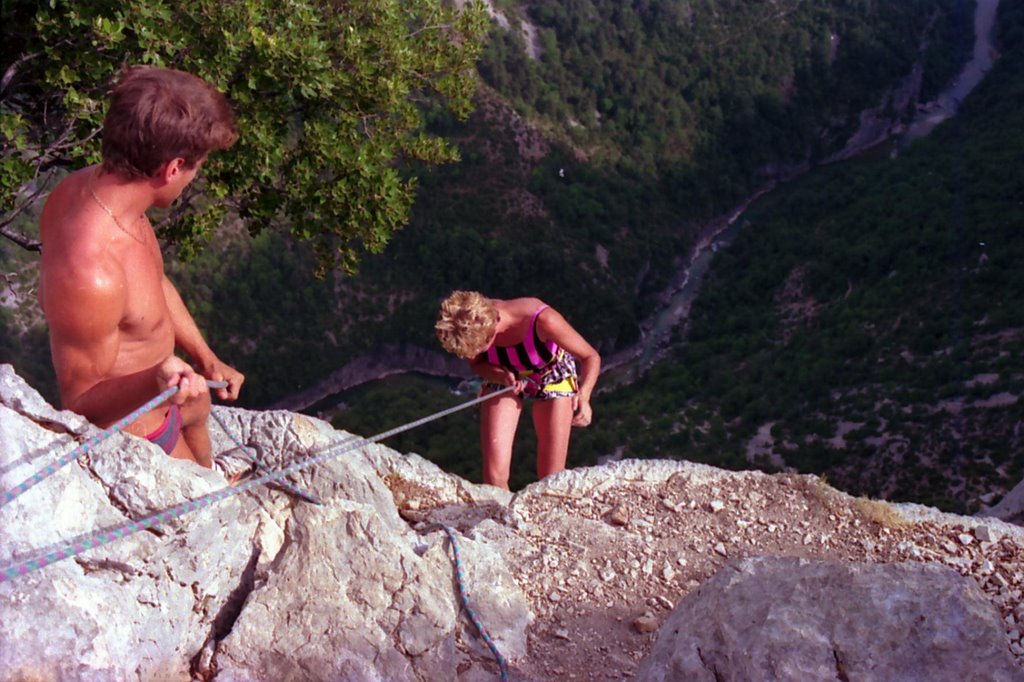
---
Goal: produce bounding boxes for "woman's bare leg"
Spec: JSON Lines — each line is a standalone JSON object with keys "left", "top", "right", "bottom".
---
{"left": 479, "top": 392, "right": 523, "bottom": 489}
{"left": 533, "top": 397, "right": 574, "bottom": 480}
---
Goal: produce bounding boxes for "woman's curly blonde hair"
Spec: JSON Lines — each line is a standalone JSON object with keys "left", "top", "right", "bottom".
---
{"left": 435, "top": 291, "right": 499, "bottom": 359}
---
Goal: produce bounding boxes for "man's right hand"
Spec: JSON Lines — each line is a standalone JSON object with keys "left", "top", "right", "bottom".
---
{"left": 156, "top": 356, "right": 209, "bottom": 404}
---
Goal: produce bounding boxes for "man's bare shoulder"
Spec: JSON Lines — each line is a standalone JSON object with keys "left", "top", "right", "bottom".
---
{"left": 40, "top": 171, "right": 127, "bottom": 313}
{"left": 40, "top": 238, "right": 124, "bottom": 295}
{"left": 42, "top": 170, "right": 117, "bottom": 253}
{"left": 40, "top": 257, "right": 127, "bottom": 334}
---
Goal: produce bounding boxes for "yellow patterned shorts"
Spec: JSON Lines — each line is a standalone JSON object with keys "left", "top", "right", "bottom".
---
{"left": 482, "top": 350, "right": 579, "bottom": 401}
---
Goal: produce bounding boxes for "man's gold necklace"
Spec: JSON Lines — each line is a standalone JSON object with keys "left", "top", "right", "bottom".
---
{"left": 87, "top": 170, "right": 147, "bottom": 245}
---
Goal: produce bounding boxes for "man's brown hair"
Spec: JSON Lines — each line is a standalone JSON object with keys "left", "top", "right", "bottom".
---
{"left": 101, "top": 66, "right": 238, "bottom": 179}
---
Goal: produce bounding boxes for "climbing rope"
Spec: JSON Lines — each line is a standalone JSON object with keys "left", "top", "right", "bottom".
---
{"left": 0, "top": 380, "right": 241, "bottom": 511}
{"left": 0, "top": 385, "right": 515, "bottom": 583}
{"left": 1, "top": 384, "right": 182, "bottom": 510}
{"left": 440, "top": 525, "right": 510, "bottom": 681}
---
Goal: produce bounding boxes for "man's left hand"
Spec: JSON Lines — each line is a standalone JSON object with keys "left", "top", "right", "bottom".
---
{"left": 202, "top": 359, "right": 245, "bottom": 401}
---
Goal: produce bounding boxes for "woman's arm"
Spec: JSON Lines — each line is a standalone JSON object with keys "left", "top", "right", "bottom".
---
{"left": 468, "top": 354, "right": 519, "bottom": 388}
{"left": 536, "top": 307, "right": 601, "bottom": 426}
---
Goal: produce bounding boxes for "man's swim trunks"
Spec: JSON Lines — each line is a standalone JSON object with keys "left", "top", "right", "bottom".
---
{"left": 482, "top": 305, "right": 579, "bottom": 401}
{"left": 146, "top": 404, "right": 182, "bottom": 455}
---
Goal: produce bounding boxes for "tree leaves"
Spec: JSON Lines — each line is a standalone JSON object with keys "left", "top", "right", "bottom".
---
{"left": 1, "top": 0, "right": 488, "bottom": 272}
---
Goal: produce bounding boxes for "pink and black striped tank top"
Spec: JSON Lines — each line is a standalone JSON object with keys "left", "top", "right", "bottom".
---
{"left": 486, "top": 305, "right": 560, "bottom": 374}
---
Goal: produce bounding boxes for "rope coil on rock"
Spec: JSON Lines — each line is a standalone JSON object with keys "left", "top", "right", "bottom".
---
{"left": 208, "top": 410, "right": 322, "bottom": 505}
{"left": 440, "top": 525, "right": 510, "bottom": 681}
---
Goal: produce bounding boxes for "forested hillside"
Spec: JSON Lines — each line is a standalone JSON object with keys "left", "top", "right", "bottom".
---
{"left": 3, "top": 0, "right": 1007, "bottom": 513}
{"left": 566, "top": 0, "right": 1024, "bottom": 513}
{"left": 316, "top": 0, "right": 1024, "bottom": 510}
{"left": 480, "top": 0, "right": 963, "bottom": 198}
{"left": 170, "top": 0, "right": 964, "bottom": 406}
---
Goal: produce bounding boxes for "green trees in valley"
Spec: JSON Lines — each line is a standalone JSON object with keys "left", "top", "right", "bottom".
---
{"left": 476, "top": 0, "right": 963, "bottom": 218}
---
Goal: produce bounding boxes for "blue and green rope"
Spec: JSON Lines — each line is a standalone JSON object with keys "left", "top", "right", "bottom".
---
{"left": 442, "top": 525, "right": 510, "bottom": 681}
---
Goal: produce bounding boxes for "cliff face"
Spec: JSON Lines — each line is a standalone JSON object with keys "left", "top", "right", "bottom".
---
{"left": 2, "top": 363, "right": 1023, "bottom": 681}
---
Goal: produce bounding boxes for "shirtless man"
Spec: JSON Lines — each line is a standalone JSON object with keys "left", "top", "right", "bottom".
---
{"left": 38, "top": 66, "right": 244, "bottom": 468}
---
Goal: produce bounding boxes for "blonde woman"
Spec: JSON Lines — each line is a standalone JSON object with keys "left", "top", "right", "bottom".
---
{"left": 436, "top": 291, "right": 601, "bottom": 489}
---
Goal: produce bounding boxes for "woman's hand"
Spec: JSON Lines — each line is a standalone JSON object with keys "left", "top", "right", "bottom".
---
{"left": 571, "top": 396, "right": 593, "bottom": 427}
{"left": 478, "top": 364, "right": 518, "bottom": 388}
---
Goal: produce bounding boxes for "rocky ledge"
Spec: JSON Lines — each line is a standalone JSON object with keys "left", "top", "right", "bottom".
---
{"left": 1, "top": 364, "right": 1022, "bottom": 681}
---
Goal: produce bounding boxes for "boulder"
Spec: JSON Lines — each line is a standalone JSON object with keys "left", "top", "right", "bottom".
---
{"left": 981, "top": 478, "right": 1024, "bottom": 526}
{"left": 635, "top": 556, "right": 1023, "bottom": 682}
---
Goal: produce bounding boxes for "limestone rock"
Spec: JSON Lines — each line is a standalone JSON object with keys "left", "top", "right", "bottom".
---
{"left": 0, "top": 365, "right": 530, "bottom": 681}
{"left": 982, "top": 478, "right": 1024, "bottom": 526}
{"left": 1, "top": 365, "right": 1023, "bottom": 681}
{"left": 635, "top": 556, "right": 1023, "bottom": 682}
{"left": 0, "top": 365, "right": 258, "bottom": 681}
